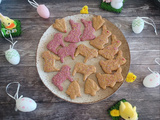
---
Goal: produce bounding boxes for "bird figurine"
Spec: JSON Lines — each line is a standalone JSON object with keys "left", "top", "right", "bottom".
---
{"left": 80, "top": 5, "right": 89, "bottom": 14}
{"left": 0, "top": 13, "right": 17, "bottom": 30}
{"left": 108, "top": 99, "right": 138, "bottom": 120}
{"left": 119, "top": 101, "right": 138, "bottom": 120}
{"left": 126, "top": 72, "right": 137, "bottom": 83}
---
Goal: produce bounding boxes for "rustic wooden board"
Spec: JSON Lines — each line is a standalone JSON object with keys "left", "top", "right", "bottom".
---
{"left": 0, "top": 0, "right": 160, "bottom": 120}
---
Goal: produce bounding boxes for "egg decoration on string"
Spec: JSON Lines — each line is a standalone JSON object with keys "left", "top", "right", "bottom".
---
{"left": 28, "top": 0, "right": 50, "bottom": 19}
{"left": 132, "top": 17, "right": 158, "bottom": 35}
{"left": 1, "top": 32, "right": 20, "bottom": 65}
{"left": 16, "top": 97, "right": 37, "bottom": 112}
{"left": 143, "top": 71, "right": 160, "bottom": 88}
{"left": 6, "top": 82, "right": 37, "bottom": 112}
{"left": 143, "top": 58, "right": 160, "bottom": 88}
{"left": 5, "top": 45, "right": 20, "bottom": 65}
{"left": 132, "top": 17, "right": 144, "bottom": 34}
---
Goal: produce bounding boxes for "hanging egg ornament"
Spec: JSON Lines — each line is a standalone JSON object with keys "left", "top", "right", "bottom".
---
{"left": 5, "top": 47, "right": 20, "bottom": 65}
{"left": 1, "top": 30, "right": 20, "bottom": 65}
{"left": 16, "top": 97, "right": 37, "bottom": 112}
{"left": 132, "top": 17, "right": 157, "bottom": 35}
{"left": 28, "top": 0, "right": 50, "bottom": 19}
{"left": 132, "top": 17, "right": 144, "bottom": 34}
{"left": 143, "top": 72, "right": 160, "bottom": 88}
{"left": 37, "top": 4, "right": 50, "bottom": 19}
{"left": 6, "top": 82, "right": 37, "bottom": 112}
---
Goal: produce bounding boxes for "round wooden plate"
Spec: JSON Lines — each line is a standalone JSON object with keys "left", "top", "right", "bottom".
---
{"left": 36, "top": 14, "right": 130, "bottom": 104}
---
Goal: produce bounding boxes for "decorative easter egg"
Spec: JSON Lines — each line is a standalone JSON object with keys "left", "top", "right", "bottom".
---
{"left": 16, "top": 97, "right": 37, "bottom": 112}
{"left": 37, "top": 4, "right": 50, "bottom": 19}
{"left": 132, "top": 17, "right": 144, "bottom": 34}
{"left": 5, "top": 48, "right": 20, "bottom": 65}
{"left": 111, "top": 0, "right": 123, "bottom": 9}
{"left": 143, "top": 72, "right": 160, "bottom": 88}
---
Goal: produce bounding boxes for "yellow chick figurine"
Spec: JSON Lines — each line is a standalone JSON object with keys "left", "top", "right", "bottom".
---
{"left": 80, "top": 5, "right": 89, "bottom": 14}
{"left": 0, "top": 13, "right": 16, "bottom": 30}
{"left": 119, "top": 101, "right": 138, "bottom": 120}
{"left": 126, "top": 72, "right": 137, "bottom": 83}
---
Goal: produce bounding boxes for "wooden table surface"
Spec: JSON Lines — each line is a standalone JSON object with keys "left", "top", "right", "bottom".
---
{"left": 0, "top": 0, "right": 160, "bottom": 120}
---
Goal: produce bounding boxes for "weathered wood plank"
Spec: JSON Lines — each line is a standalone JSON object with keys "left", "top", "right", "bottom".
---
{"left": 1, "top": 100, "right": 160, "bottom": 120}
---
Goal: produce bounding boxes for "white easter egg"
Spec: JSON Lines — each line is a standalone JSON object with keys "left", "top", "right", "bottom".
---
{"left": 143, "top": 72, "right": 160, "bottom": 88}
{"left": 111, "top": 0, "right": 123, "bottom": 9}
{"left": 132, "top": 17, "right": 144, "bottom": 34}
{"left": 5, "top": 48, "right": 20, "bottom": 65}
{"left": 16, "top": 97, "right": 37, "bottom": 112}
{"left": 37, "top": 4, "right": 50, "bottom": 19}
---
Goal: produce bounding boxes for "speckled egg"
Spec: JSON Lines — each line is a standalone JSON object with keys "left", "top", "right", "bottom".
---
{"left": 16, "top": 97, "right": 37, "bottom": 112}
{"left": 143, "top": 72, "right": 160, "bottom": 88}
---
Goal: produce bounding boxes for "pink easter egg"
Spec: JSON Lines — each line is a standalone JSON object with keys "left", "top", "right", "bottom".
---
{"left": 37, "top": 4, "right": 50, "bottom": 19}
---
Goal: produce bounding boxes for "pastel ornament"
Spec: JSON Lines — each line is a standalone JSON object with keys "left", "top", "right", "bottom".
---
{"left": 132, "top": 17, "right": 144, "bottom": 34}
{"left": 16, "top": 97, "right": 37, "bottom": 112}
{"left": 143, "top": 59, "right": 160, "bottom": 88}
{"left": 28, "top": 0, "right": 50, "bottom": 19}
{"left": 132, "top": 17, "right": 157, "bottom": 35}
{"left": 143, "top": 69, "right": 160, "bottom": 88}
{"left": 1, "top": 32, "right": 20, "bottom": 65}
{"left": 5, "top": 46, "right": 20, "bottom": 65}
{"left": 6, "top": 82, "right": 37, "bottom": 112}
{"left": 111, "top": 0, "right": 123, "bottom": 9}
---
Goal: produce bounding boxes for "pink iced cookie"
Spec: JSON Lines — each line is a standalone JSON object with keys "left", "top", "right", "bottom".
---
{"left": 81, "top": 19, "right": 96, "bottom": 41}
{"left": 57, "top": 43, "right": 77, "bottom": 63}
{"left": 64, "top": 20, "right": 82, "bottom": 43}
{"left": 47, "top": 33, "right": 65, "bottom": 54}
{"left": 52, "top": 65, "right": 73, "bottom": 91}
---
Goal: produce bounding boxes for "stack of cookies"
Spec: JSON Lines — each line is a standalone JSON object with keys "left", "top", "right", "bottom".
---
{"left": 41, "top": 15, "right": 127, "bottom": 100}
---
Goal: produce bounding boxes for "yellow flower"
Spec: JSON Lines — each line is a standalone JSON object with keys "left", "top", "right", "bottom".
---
{"left": 110, "top": 109, "right": 120, "bottom": 117}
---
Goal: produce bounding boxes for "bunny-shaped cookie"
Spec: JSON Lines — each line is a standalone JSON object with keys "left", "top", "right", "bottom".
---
{"left": 96, "top": 67, "right": 123, "bottom": 89}
{"left": 81, "top": 19, "right": 96, "bottom": 41}
{"left": 64, "top": 20, "right": 81, "bottom": 43}
{"left": 75, "top": 44, "right": 98, "bottom": 63}
{"left": 99, "top": 50, "right": 126, "bottom": 74}
{"left": 47, "top": 33, "right": 65, "bottom": 54}
{"left": 90, "top": 25, "right": 111, "bottom": 49}
{"left": 42, "top": 51, "right": 60, "bottom": 72}
{"left": 99, "top": 35, "right": 121, "bottom": 59}
{"left": 57, "top": 43, "right": 77, "bottom": 63}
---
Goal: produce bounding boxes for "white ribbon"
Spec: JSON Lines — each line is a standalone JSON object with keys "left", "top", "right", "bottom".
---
{"left": 1, "top": 30, "right": 17, "bottom": 49}
{"left": 6, "top": 82, "right": 23, "bottom": 100}
{"left": 28, "top": 0, "right": 39, "bottom": 8}
{"left": 140, "top": 17, "right": 158, "bottom": 35}
{"left": 6, "top": 82, "right": 23, "bottom": 111}
{"left": 148, "top": 58, "right": 160, "bottom": 74}
{"left": 155, "top": 58, "right": 160, "bottom": 66}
